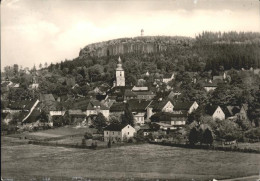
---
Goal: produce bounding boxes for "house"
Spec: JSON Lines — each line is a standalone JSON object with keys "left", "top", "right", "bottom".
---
{"left": 68, "top": 110, "right": 86, "bottom": 124}
{"left": 1, "top": 112, "right": 12, "bottom": 124}
{"left": 225, "top": 104, "right": 248, "bottom": 121}
{"left": 151, "top": 112, "right": 187, "bottom": 130}
{"left": 203, "top": 81, "right": 218, "bottom": 92}
{"left": 109, "top": 102, "right": 126, "bottom": 116}
{"left": 103, "top": 124, "right": 136, "bottom": 142}
{"left": 167, "top": 90, "right": 181, "bottom": 100}
{"left": 86, "top": 100, "right": 109, "bottom": 118}
{"left": 151, "top": 99, "right": 174, "bottom": 113}
{"left": 29, "top": 83, "right": 39, "bottom": 90}
{"left": 124, "top": 89, "right": 137, "bottom": 100}
{"left": 22, "top": 108, "right": 51, "bottom": 127}
{"left": 206, "top": 105, "right": 225, "bottom": 120}
{"left": 128, "top": 99, "right": 152, "bottom": 125}
{"left": 134, "top": 91, "right": 155, "bottom": 100}
{"left": 173, "top": 101, "right": 199, "bottom": 114}
{"left": 3, "top": 99, "right": 39, "bottom": 114}
{"left": 162, "top": 73, "right": 175, "bottom": 83}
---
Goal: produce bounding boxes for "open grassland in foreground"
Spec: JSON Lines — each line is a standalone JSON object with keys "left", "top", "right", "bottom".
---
{"left": 2, "top": 138, "right": 260, "bottom": 181}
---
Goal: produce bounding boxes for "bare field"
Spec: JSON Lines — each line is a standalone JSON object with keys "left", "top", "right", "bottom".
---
{"left": 1, "top": 137, "right": 260, "bottom": 181}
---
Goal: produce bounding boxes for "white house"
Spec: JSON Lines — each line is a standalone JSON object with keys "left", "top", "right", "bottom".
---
{"left": 208, "top": 106, "right": 225, "bottom": 120}
{"left": 103, "top": 124, "right": 136, "bottom": 142}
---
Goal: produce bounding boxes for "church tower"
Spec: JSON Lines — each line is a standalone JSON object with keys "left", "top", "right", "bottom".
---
{"left": 116, "top": 56, "right": 125, "bottom": 86}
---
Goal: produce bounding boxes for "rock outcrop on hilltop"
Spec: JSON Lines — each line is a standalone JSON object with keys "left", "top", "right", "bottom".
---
{"left": 79, "top": 36, "right": 194, "bottom": 58}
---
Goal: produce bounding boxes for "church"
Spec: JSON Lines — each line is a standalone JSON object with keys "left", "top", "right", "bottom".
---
{"left": 115, "top": 56, "right": 125, "bottom": 87}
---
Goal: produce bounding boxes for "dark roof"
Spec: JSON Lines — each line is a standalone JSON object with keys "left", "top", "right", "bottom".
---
{"left": 225, "top": 106, "right": 240, "bottom": 117}
{"left": 134, "top": 91, "right": 154, "bottom": 96}
{"left": 86, "top": 101, "right": 109, "bottom": 110}
{"left": 203, "top": 82, "right": 218, "bottom": 87}
{"left": 128, "top": 99, "right": 152, "bottom": 112}
{"left": 1, "top": 82, "right": 10, "bottom": 87}
{"left": 151, "top": 99, "right": 174, "bottom": 112}
{"left": 110, "top": 102, "right": 126, "bottom": 112}
{"left": 40, "top": 94, "right": 55, "bottom": 102}
{"left": 23, "top": 109, "right": 42, "bottom": 123}
{"left": 205, "top": 105, "right": 219, "bottom": 116}
{"left": 1, "top": 112, "right": 11, "bottom": 119}
{"left": 104, "top": 124, "right": 128, "bottom": 131}
{"left": 124, "top": 89, "right": 137, "bottom": 97}
{"left": 173, "top": 101, "right": 194, "bottom": 111}
{"left": 7, "top": 99, "right": 37, "bottom": 110}
{"left": 96, "top": 94, "right": 107, "bottom": 101}
{"left": 163, "top": 73, "right": 174, "bottom": 79}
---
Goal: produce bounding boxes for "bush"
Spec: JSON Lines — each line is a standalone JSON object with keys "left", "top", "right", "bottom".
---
{"left": 84, "top": 132, "right": 93, "bottom": 139}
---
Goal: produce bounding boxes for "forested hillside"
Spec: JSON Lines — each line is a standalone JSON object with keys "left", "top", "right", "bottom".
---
{"left": 47, "top": 31, "right": 260, "bottom": 85}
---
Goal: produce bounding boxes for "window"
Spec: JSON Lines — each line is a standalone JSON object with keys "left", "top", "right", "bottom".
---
{"left": 107, "top": 132, "right": 108, "bottom": 135}
{"left": 128, "top": 132, "right": 129, "bottom": 135}
{"left": 128, "top": 126, "right": 129, "bottom": 128}
{"left": 113, "top": 132, "right": 114, "bottom": 135}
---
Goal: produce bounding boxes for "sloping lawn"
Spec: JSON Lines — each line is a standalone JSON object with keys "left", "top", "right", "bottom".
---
{"left": 7, "top": 126, "right": 96, "bottom": 140}
{"left": 2, "top": 141, "right": 260, "bottom": 181}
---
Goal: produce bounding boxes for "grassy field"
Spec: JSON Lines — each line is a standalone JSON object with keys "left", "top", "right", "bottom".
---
{"left": 2, "top": 136, "right": 260, "bottom": 181}
{"left": 8, "top": 126, "right": 96, "bottom": 141}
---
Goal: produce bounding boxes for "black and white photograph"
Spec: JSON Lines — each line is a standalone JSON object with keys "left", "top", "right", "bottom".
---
{"left": 1, "top": 0, "right": 260, "bottom": 180}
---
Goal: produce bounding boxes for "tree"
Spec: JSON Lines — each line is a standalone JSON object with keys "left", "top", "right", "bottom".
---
{"left": 81, "top": 138, "right": 86, "bottom": 147}
{"left": 94, "top": 113, "right": 107, "bottom": 132}
{"left": 122, "top": 104, "right": 134, "bottom": 126}
{"left": 39, "top": 63, "right": 42, "bottom": 69}
{"left": 189, "top": 127, "right": 199, "bottom": 145}
{"left": 202, "top": 128, "right": 214, "bottom": 145}
{"left": 107, "top": 140, "right": 111, "bottom": 148}
{"left": 44, "top": 62, "right": 48, "bottom": 68}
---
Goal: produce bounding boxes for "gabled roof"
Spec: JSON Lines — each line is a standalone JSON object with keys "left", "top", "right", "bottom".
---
{"left": 163, "top": 73, "right": 174, "bottom": 79}
{"left": 110, "top": 102, "right": 126, "bottom": 112}
{"left": 225, "top": 106, "right": 240, "bottom": 117}
{"left": 23, "top": 109, "right": 42, "bottom": 124}
{"left": 40, "top": 94, "right": 55, "bottom": 102}
{"left": 104, "top": 124, "right": 129, "bottom": 131}
{"left": 134, "top": 91, "right": 154, "bottom": 96}
{"left": 96, "top": 94, "right": 107, "bottom": 101}
{"left": 1, "top": 112, "right": 12, "bottom": 119}
{"left": 7, "top": 99, "right": 38, "bottom": 110}
{"left": 124, "top": 89, "right": 137, "bottom": 97}
{"left": 128, "top": 99, "right": 152, "bottom": 112}
{"left": 203, "top": 81, "right": 218, "bottom": 87}
{"left": 86, "top": 101, "right": 109, "bottom": 110}
{"left": 173, "top": 101, "right": 195, "bottom": 111}
{"left": 205, "top": 105, "right": 222, "bottom": 116}
{"left": 151, "top": 99, "right": 174, "bottom": 112}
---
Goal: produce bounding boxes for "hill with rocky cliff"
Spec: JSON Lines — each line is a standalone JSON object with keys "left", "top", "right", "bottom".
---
{"left": 79, "top": 36, "right": 194, "bottom": 58}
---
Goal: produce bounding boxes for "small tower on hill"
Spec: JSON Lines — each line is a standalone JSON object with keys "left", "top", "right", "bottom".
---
{"left": 141, "top": 29, "right": 144, "bottom": 36}
{"left": 116, "top": 56, "right": 125, "bottom": 87}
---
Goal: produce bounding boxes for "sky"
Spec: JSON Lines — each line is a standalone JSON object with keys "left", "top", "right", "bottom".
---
{"left": 1, "top": 0, "right": 260, "bottom": 70}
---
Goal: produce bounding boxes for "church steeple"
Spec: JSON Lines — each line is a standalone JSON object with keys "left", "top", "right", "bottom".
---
{"left": 115, "top": 56, "right": 125, "bottom": 87}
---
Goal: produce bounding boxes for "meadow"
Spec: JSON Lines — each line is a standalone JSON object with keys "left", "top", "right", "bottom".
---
{"left": 2, "top": 136, "right": 260, "bottom": 181}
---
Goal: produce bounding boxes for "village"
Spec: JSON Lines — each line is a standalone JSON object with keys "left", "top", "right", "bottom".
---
{"left": 1, "top": 56, "right": 260, "bottom": 149}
